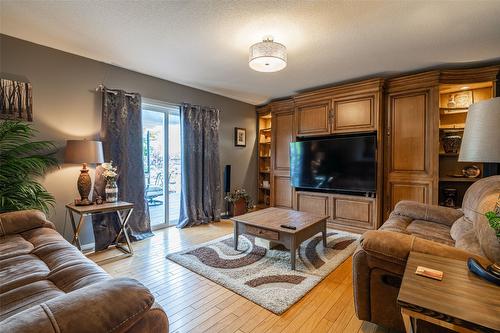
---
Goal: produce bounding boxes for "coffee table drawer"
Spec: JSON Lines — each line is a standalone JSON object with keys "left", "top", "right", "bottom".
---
{"left": 246, "top": 225, "right": 279, "bottom": 240}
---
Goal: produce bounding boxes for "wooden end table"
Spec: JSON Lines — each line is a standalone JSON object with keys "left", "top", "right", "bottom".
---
{"left": 65, "top": 201, "right": 134, "bottom": 257}
{"left": 231, "top": 207, "right": 329, "bottom": 270}
{"left": 397, "top": 252, "right": 500, "bottom": 333}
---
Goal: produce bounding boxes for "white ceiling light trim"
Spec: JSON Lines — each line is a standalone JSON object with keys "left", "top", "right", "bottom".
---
{"left": 248, "top": 36, "right": 287, "bottom": 72}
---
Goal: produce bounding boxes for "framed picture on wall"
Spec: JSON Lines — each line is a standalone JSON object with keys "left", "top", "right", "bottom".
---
{"left": 234, "top": 127, "right": 246, "bottom": 147}
{"left": 0, "top": 78, "right": 33, "bottom": 122}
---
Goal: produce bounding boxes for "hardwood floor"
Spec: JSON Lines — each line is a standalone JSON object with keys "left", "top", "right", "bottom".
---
{"left": 89, "top": 220, "right": 391, "bottom": 333}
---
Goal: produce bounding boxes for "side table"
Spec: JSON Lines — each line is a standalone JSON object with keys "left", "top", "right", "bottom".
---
{"left": 397, "top": 251, "right": 500, "bottom": 333}
{"left": 65, "top": 201, "right": 134, "bottom": 257}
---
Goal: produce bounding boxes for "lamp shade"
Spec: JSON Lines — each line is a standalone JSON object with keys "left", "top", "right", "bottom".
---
{"left": 459, "top": 97, "right": 500, "bottom": 163}
{"left": 64, "top": 140, "right": 104, "bottom": 164}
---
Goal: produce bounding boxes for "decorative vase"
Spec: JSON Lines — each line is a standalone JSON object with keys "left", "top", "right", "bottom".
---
{"left": 232, "top": 198, "right": 247, "bottom": 216}
{"left": 105, "top": 179, "right": 118, "bottom": 202}
{"left": 442, "top": 134, "right": 462, "bottom": 153}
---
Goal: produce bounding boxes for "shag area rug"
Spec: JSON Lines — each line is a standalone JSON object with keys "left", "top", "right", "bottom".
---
{"left": 166, "top": 230, "right": 359, "bottom": 314}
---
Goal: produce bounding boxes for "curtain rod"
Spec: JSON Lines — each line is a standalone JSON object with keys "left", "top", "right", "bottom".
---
{"left": 95, "top": 84, "right": 136, "bottom": 97}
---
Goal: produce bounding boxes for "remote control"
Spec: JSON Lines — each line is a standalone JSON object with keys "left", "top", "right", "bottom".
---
{"left": 280, "top": 224, "right": 297, "bottom": 230}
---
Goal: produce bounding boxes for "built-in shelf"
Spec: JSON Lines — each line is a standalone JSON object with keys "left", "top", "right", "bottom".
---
{"left": 440, "top": 107, "right": 468, "bottom": 115}
{"left": 439, "top": 177, "right": 480, "bottom": 183}
{"left": 439, "top": 125, "right": 465, "bottom": 130}
{"left": 258, "top": 111, "right": 272, "bottom": 208}
{"left": 439, "top": 152, "right": 459, "bottom": 157}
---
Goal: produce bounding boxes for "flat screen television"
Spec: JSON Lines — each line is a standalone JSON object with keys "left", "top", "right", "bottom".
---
{"left": 290, "top": 135, "right": 376, "bottom": 193}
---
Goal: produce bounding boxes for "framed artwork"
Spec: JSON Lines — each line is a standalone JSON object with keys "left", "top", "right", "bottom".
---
{"left": 234, "top": 127, "right": 246, "bottom": 147}
{"left": 0, "top": 78, "right": 33, "bottom": 122}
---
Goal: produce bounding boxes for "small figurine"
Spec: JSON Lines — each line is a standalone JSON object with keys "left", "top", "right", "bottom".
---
{"left": 95, "top": 196, "right": 104, "bottom": 205}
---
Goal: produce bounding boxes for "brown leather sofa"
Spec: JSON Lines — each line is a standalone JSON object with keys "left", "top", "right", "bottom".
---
{"left": 353, "top": 176, "right": 500, "bottom": 332}
{"left": 0, "top": 209, "right": 169, "bottom": 332}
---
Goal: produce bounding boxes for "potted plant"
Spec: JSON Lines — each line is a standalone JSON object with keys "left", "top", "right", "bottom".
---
{"left": 0, "top": 121, "right": 58, "bottom": 214}
{"left": 484, "top": 207, "right": 500, "bottom": 278}
{"left": 225, "top": 187, "right": 253, "bottom": 216}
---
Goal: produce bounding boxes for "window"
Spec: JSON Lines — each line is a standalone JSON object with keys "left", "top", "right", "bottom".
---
{"left": 142, "top": 99, "right": 181, "bottom": 229}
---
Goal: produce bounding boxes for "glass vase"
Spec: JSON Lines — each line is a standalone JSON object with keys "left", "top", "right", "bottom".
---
{"left": 105, "top": 179, "right": 118, "bottom": 203}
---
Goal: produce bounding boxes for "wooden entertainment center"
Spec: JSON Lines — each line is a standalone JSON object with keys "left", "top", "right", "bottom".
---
{"left": 256, "top": 65, "right": 499, "bottom": 233}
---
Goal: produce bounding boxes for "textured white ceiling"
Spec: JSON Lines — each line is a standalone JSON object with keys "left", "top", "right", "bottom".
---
{"left": 2, "top": 1, "right": 500, "bottom": 105}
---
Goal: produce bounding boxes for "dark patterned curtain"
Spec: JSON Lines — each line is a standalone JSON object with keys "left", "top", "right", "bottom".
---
{"left": 92, "top": 89, "right": 153, "bottom": 250}
{"left": 178, "top": 103, "right": 222, "bottom": 228}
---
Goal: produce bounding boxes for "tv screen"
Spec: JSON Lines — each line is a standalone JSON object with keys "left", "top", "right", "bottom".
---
{"left": 290, "top": 135, "right": 376, "bottom": 193}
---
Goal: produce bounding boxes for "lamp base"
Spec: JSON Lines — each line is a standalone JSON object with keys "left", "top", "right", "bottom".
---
{"left": 489, "top": 263, "right": 500, "bottom": 278}
{"left": 77, "top": 163, "right": 93, "bottom": 205}
{"left": 74, "top": 198, "right": 93, "bottom": 206}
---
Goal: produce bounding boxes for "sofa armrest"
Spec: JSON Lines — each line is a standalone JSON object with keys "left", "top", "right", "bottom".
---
{"left": 391, "top": 200, "right": 463, "bottom": 226}
{"left": 360, "top": 230, "right": 489, "bottom": 274}
{"left": 0, "top": 277, "right": 156, "bottom": 333}
{"left": 0, "top": 209, "right": 55, "bottom": 236}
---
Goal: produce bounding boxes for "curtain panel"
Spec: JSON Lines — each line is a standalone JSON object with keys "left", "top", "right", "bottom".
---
{"left": 92, "top": 89, "right": 153, "bottom": 250}
{"left": 178, "top": 103, "right": 222, "bottom": 228}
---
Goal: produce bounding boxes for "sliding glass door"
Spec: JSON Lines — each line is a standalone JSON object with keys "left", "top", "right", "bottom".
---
{"left": 142, "top": 101, "right": 181, "bottom": 229}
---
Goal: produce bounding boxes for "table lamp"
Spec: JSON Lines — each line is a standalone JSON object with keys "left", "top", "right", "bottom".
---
{"left": 64, "top": 139, "right": 104, "bottom": 205}
{"left": 459, "top": 97, "right": 500, "bottom": 281}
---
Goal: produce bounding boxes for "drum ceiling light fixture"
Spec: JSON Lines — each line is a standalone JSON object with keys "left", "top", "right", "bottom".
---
{"left": 249, "top": 36, "right": 287, "bottom": 72}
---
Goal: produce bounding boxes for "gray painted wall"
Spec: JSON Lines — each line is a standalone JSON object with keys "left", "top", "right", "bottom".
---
{"left": 0, "top": 34, "right": 257, "bottom": 246}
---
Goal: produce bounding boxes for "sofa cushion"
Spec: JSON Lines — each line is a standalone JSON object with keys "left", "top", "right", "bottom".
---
{"left": 0, "top": 280, "right": 64, "bottom": 322}
{"left": 392, "top": 200, "right": 463, "bottom": 226}
{"left": 0, "top": 234, "right": 34, "bottom": 260}
{"left": 406, "top": 220, "right": 454, "bottom": 246}
{"left": 454, "top": 229, "right": 486, "bottom": 258}
{"left": 0, "top": 226, "right": 111, "bottom": 320}
{"left": 450, "top": 216, "right": 473, "bottom": 241}
{"left": 381, "top": 216, "right": 455, "bottom": 247}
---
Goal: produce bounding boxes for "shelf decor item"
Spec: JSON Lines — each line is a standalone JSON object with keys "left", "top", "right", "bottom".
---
{"left": 462, "top": 165, "right": 480, "bottom": 178}
{"left": 442, "top": 133, "right": 462, "bottom": 153}
{"left": 459, "top": 97, "right": 500, "bottom": 282}
{"left": 64, "top": 139, "right": 104, "bottom": 206}
{"left": 102, "top": 162, "right": 118, "bottom": 202}
{"left": 442, "top": 188, "right": 457, "bottom": 208}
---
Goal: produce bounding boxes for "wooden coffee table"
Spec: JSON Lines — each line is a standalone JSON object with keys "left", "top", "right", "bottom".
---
{"left": 231, "top": 207, "right": 329, "bottom": 270}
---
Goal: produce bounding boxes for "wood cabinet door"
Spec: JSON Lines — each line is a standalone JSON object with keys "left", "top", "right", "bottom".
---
{"left": 296, "top": 192, "right": 331, "bottom": 219}
{"left": 332, "top": 195, "right": 375, "bottom": 230}
{"left": 272, "top": 112, "right": 293, "bottom": 172}
{"left": 384, "top": 88, "right": 438, "bottom": 216}
{"left": 387, "top": 91, "right": 435, "bottom": 177}
{"left": 295, "top": 99, "right": 331, "bottom": 136}
{"left": 332, "top": 95, "right": 377, "bottom": 133}
{"left": 387, "top": 180, "right": 431, "bottom": 210}
{"left": 272, "top": 175, "right": 293, "bottom": 208}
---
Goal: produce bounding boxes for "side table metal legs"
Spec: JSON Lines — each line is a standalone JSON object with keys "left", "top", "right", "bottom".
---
{"left": 113, "top": 208, "right": 134, "bottom": 255}
{"left": 67, "top": 207, "right": 134, "bottom": 257}
{"left": 69, "top": 210, "right": 85, "bottom": 251}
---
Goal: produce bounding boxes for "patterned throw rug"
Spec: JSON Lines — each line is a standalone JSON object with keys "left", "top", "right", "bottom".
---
{"left": 167, "top": 230, "right": 359, "bottom": 314}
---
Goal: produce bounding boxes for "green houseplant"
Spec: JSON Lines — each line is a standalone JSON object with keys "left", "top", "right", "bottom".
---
{"left": 485, "top": 210, "right": 500, "bottom": 239}
{"left": 0, "top": 121, "right": 58, "bottom": 214}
